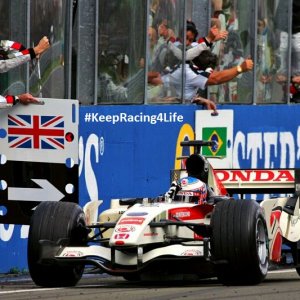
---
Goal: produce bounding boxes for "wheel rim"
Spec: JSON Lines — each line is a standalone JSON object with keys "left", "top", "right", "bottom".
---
{"left": 256, "top": 218, "right": 268, "bottom": 266}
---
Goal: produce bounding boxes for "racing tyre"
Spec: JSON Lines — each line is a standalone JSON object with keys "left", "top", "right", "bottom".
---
{"left": 211, "top": 199, "right": 269, "bottom": 285}
{"left": 293, "top": 251, "right": 300, "bottom": 277}
{"left": 28, "top": 201, "right": 87, "bottom": 287}
{"left": 123, "top": 273, "right": 141, "bottom": 281}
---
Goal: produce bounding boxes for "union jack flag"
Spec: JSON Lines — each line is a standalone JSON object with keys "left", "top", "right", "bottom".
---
{"left": 7, "top": 114, "right": 65, "bottom": 149}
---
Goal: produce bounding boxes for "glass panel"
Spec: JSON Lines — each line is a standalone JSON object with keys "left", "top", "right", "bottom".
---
{"left": 0, "top": 2, "right": 9, "bottom": 38}
{"left": 0, "top": 2, "right": 11, "bottom": 96}
{"left": 97, "top": 0, "right": 146, "bottom": 104}
{"left": 30, "top": 0, "right": 66, "bottom": 98}
{"left": 186, "top": 0, "right": 213, "bottom": 105}
{"left": 209, "top": 0, "right": 254, "bottom": 103}
{"left": 256, "top": 0, "right": 287, "bottom": 103}
{"left": 273, "top": 0, "right": 291, "bottom": 103}
{"left": 0, "top": 2, "right": 27, "bottom": 97}
{"left": 290, "top": 0, "right": 300, "bottom": 103}
{"left": 147, "top": 0, "right": 184, "bottom": 104}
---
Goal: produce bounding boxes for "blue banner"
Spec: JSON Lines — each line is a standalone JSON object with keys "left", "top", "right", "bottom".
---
{"left": 78, "top": 105, "right": 196, "bottom": 209}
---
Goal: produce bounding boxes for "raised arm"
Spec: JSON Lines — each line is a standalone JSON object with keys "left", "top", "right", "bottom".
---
{"left": 207, "top": 59, "right": 253, "bottom": 85}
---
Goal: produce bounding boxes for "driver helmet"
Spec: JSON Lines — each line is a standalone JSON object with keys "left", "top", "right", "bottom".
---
{"left": 175, "top": 176, "right": 207, "bottom": 204}
{"left": 185, "top": 154, "right": 209, "bottom": 183}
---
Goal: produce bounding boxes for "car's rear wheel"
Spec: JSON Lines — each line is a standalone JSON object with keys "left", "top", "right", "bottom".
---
{"left": 28, "top": 201, "right": 87, "bottom": 287}
{"left": 211, "top": 199, "right": 269, "bottom": 285}
{"left": 292, "top": 250, "right": 300, "bottom": 276}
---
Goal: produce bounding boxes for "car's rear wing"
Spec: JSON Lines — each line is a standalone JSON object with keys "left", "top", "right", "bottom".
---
{"left": 214, "top": 169, "right": 300, "bottom": 195}
{"left": 171, "top": 168, "right": 300, "bottom": 196}
{"left": 176, "top": 140, "right": 300, "bottom": 196}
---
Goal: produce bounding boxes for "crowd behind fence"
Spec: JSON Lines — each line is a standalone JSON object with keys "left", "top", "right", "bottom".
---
{"left": 0, "top": 0, "right": 295, "bottom": 106}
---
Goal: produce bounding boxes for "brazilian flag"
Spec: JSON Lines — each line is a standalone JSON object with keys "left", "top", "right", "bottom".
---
{"left": 202, "top": 127, "right": 227, "bottom": 157}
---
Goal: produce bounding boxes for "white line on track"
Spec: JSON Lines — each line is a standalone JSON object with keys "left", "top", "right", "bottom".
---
{"left": 0, "top": 288, "right": 63, "bottom": 295}
{"left": 268, "top": 269, "right": 296, "bottom": 274}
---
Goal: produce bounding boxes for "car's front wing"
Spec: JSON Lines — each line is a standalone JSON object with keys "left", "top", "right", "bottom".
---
{"left": 39, "top": 241, "right": 210, "bottom": 275}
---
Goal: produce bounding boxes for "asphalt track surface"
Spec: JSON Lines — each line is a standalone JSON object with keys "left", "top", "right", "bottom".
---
{"left": 0, "top": 269, "right": 300, "bottom": 300}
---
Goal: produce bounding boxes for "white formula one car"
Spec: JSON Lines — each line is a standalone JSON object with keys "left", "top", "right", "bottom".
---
{"left": 27, "top": 141, "right": 300, "bottom": 287}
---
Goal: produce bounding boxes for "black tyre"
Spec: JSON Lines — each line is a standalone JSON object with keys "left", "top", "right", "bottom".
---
{"left": 211, "top": 199, "right": 269, "bottom": 285}
{"left": 28, "top": 201, "right": 87, "bottom": 287}
{"left": 296, "top": 265, "right": 300, "bottom": 277}
{"left": 123, "top": 273, "right": 141, "bottom": 281}
{"left": 292, "top": 249, "right": 300, "bottom": 276}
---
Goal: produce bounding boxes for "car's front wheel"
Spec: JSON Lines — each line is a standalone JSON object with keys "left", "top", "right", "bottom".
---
{"left": 28, "top": 201, "right": 87, "bottom": 287}
{"left": 211, "top": 199, "right": 269, "bottom": 285}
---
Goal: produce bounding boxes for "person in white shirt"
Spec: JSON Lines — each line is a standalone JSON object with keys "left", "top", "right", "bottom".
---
{"left": 149, "top": 50, "right": 253, "bottom": 104}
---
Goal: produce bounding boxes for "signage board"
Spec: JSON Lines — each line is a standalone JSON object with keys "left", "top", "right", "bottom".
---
{"left": 0, "top": 99, "right": 79, "bottom": 224}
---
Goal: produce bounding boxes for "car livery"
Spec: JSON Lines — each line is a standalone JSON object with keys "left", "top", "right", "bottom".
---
{"left": 27, "top": 141, "right": 300, "bottom": 287}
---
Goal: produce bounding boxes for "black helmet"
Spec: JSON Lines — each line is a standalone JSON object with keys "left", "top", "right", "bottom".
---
{"left": 185, "top": 154, "right": 209, "bottom": 183}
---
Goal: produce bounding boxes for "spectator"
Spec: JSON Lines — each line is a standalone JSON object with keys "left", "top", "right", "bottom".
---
{"left": 149, "top": 20, "right": 174, "bottom": 74}
{"left": 256, "top": 18, "right": 276, "bottom": 102}
{"left": 155, "top": 21, "right": 227, "bottom": 111}
{"left": 275, "top": 0, "right": 300, "bottom": 103}
{"left": 168, "top": 20, "right": 227, "bottom": 63}
{"left": 210, "top": 0, "right": 251, "bottom": 103}
{"left": 142, "top": 26, "right": 158, "bottom": 69}
{"left": 156, "top": 19, "right": 170, "bottom": 48}
{"left": 149, "top": 50, "right": 253, "bottom": 105}
{"left": 0, "top": 36, "right": 50, "bottom": 107}
{"left": 149, "top": 0, "right": 160, "bottom": 27}
{"left": 290, "top": 1, "right": 300, "bottom": 103}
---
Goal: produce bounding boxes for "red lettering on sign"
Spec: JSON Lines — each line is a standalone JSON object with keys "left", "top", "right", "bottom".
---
{"left": 274, "top": 170, "right": 294, "bottom": 182}
{"left": 214, "top": 170, "right": 229, "bottom": 181}
{"left": 253, "top": 170, "right": 274, "bottom": 181}
{"left": 231, "top": 170, "right": 251, "bottom": 182}
{"left": 214, "top": 169, "right": 294, "bottom": 183}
